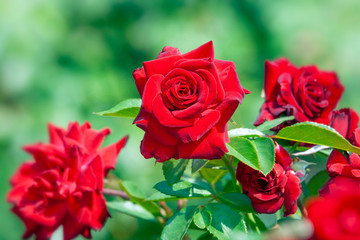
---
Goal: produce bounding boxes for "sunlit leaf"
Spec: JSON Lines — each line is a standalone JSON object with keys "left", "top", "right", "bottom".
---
{"left": 95, "top": 98, "right": 141, "bottom": 118}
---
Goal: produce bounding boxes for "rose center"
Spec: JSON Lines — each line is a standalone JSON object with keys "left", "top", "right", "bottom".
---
{"left": 162, "top": 76, "right": 198, "bottom": 110}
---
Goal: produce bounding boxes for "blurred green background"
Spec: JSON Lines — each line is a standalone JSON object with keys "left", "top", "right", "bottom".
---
{"left": 1, "top": 0, "right": 360, "bottom": 239}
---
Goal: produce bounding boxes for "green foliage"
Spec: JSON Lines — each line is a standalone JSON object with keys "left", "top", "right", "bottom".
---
{"left": 200, "top": 160, "right": 228, "bottom": 184}
{"left": 205, "top": 203, "right": 247, "bottom": 240}
{"left": 227, "top": 137, "right": 275, "bottom": 176}
{"left": 154, "top": 181, "right": 212, "bottom": 199}
{"left": 107, "top": 201, "right": 157, "bottom": 222}
{"left": 217, "top": 192, "right": 256, "bottom": 213}
{"left": 194, "top": 208, "right": 211, "bottom": 229}
{"left": 256, "top": 116, "right": 295, "bottom": 131}
{"left": 95, "top": 98, "right": 141, "bottom": 118}
{"left": 276, "top": 122, "right": 360, "bottom": 154}
{"left": 119, "top": 180, "right": 161, "bottom": 216}
{"left": 191, "top": 159, "right": 208, "bottom": 175}
{"left": 307, "top": 170, "right": 330, "bottom": 197}
{"left": 160, "top": 206, "right": 198, "bottom": 240}
{"left": 162, "top": 159, "right": 189, "bottom": 186}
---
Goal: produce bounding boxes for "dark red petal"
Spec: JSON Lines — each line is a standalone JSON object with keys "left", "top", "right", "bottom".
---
{"left": 182, "top": 41, "right": 214, "bottom": 59}
{"left": 134, "top": 110, "right": 178, "bottom": 146}
{"left": 152, "top": 94, "right": 194, "bottom": 127}
{"left": 143, "top": 55, "right": 182, "bottom": 78}
{"left": 283, "top": 172, "right": 301, "bottom": 216}
{"left": 213, "top": 59, "right": 235, "bottom": 74}
{"left": 275, "top": 144, "right": 292, "bottom": 169}
{"left": 157, "top": 46, "right": 182, "bottom": 59}
{"left": 251, "top": 197, "right": 284, "bottom": 214}
{"left": 133, "top": 67, "right": 147, "bottom": 97}
{"left": 174, "top": 110, "right": 220, "bottom": 143}
{"left": 140, "top": 133, "right": 178, "bottom": 162}
{"left": 331, "top": 108, "right": 359, "bottom": 140}
{"left": 178, "top": 127, "right": 227, "bottom": 160}
{"left": 264, "top": 58, "right": 298, "bottom": 102}
{"left": 327, "top": 150, "right": 352, "bottom": 176}
{"left": 220, "top": 66, "right": 247, "bottom": 102}
{"left": 139, "top": 74, "right": 163, "bottom": 113}
{"left": 98, "top": 135, "right": 129, "bottom": 174}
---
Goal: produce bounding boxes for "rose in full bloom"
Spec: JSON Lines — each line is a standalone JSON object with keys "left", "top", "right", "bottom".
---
{"left": 7, "top": 122, "right": 128, "bottom": 240}
{"left": 306, "top": 177, "right": 360, "bottom": 240}
{"left": 330, "top": 108, "right": 359, "bottom": 142}
{"left": 254, "top": 58, "right": 344, "bottom": 130}
{"left": 320, "top": 128, "right": 360, "bottom": 196}
{"left": 236, "top": 143, "right": 301, "bottom": 216}
{"left": 133, "top": 41, "right": 249, "bottom": 162}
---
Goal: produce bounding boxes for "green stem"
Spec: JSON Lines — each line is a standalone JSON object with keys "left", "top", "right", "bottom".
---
{"left": 246, "top": 213, "right": 261, "bottom": 234}
{"left": 222, "top": 155, "right": 241, "bottom": 192}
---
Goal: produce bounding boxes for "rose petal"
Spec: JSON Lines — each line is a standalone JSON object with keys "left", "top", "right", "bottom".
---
{"left": 140, "top": 133, "right": 178, "bottom": 162}
{"left": 143, "top": 55, "right": 183, "bottom": 78}
{"left": 178, "top": 127, "right": 227, "bottom": 159}
{"left": 283, "top": 172, "right": 301, "bottom": 216}
{"left": 182, "top": 41, "right": 214, "bottom": 59}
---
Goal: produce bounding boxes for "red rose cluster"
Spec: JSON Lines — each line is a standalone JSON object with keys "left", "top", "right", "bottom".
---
{"left": 254, "top": 58, "right": 344, "bottom": 130}
{"left": 7, "top": 122, "right": 128, "bottom": 240}
{"left": 236, "top": 143, "right": 301, "bottom": 216}
{"left": 133, "top": 41, "right": 249, "bottom": 162}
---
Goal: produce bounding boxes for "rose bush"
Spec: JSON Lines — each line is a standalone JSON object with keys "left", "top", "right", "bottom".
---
{"left": 133, "top": 41, "right": 249, "bottom": 162}
{"left": 236, "top": 143, "right": 301, "bottom": 216}
{"left": 254, "top": 58, "right": 344, "bottom": 130}
{"left": 307, "top": 177, "right": 360, "bottom": 240}
{"left": 7, "top": 122, "right": 128, "bottom": 240}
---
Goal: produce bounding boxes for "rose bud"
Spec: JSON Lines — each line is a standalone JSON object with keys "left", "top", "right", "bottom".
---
{"left": 236, "top": 143, "right": 301, "bottom": 216}
{"left": 330, "top": 108, "right": 359, "bottom": 142}
{"left": 133, "top": 41, "right": 250, "bottom": 162}
{"left": 254, "top": 58, "right": 344, "bottom": 131}
{"left": 7, "top": 122, "right": 128, "bottom": 240}
{"left": 306, "top": 177, "right": 360, "bottom": 240}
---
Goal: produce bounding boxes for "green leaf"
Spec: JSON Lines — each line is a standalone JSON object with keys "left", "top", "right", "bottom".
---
{"left": 154, "top": 181, "right": 212, "bottom": 199}
{"left": 256, "top": 115, "right": 295, "bottom": 131}
{"left": 292, "top": 145, "right": 330, "bottom": 156}
{"left": 191, "top": 159, "right": 208, "bottom": 175}
{"left": 193, "top": 207, "right": 211, "bottom": 229}
{"left": 119, "top": 180, "right": 161, "bottom": 216}
{"left": 200, "top": 159, "right": 227, "bottom": 184}
{"left": 162, "top": 159, "right": 189, "bottom": 186}
{"left": 160, "top": 206, "right": 198, "bottom": 240}
{"left": 107, "top": 201, "right": 157, "bottom": 222}
{"left": 227, "top": 137, "right": 259, "bottom": 170}
{"left": 227, "top": 137, "right": 275, "bottom": 175}
{"left": 252, "top": 137, "right": 275, "bottom": 176}
{"left": 307, "top": 170, "right": 330, "bottom": 197}
{"left": 276, "top": 122, "right": 360, "bottom": 155}
{"left": 217, "top": 192, "right": 256, "bottom": 213}
{"left": 205, "top": 203, "right": 246, "bottom": 240}
{"left": 95, "top": 98, "right": 141, "bottom": 118}
{"left": 228, "top": 128, "right": 264, "bottom": 138}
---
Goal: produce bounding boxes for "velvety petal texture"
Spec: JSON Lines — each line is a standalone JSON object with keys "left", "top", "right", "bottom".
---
{"left": 7, "top": 121, "right": 128, "bottom": 240}
{"left": 254, "top": 58, "right": 344, "bottom": 131}
{"left": 235, "top": 143, "right": 301, "bottom": 216}
{"left": 133, "top": 41, "right": 249, "bottom": 162}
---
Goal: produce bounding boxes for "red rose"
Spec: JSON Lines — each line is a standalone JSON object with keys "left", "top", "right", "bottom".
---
{"left": 306, "top": 177, "right": 360, "bottom": 240}
{"left": 133, "top": 41, "right": 249, "bottom": 162}
{"left": 236, "top": 143, "right": 301, "bottom": 216}
{"left": 7, "top": 122, "right": 128, "bottom": 240}
{"left": 330, "top": 108, "right": 359, "bottom": 141}
{"left": 254, "top": 58, "right": 344, "bottom": 130}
